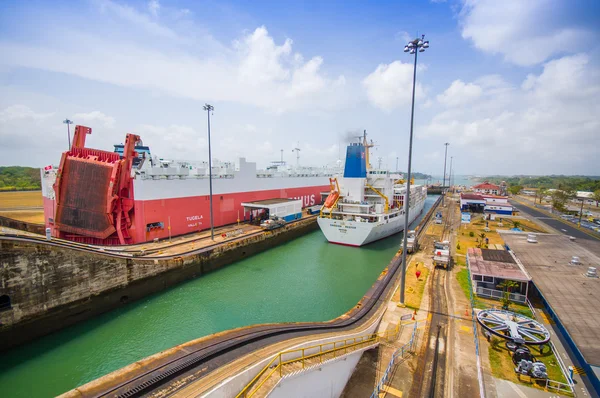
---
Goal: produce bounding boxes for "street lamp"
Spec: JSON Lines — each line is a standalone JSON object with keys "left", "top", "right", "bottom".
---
{"left": 443, "top": 142, "right": 449, "bottom": 188}
{"left": 203, "top": 103, "right": 215, "bottom": 240}
{"left": 63, "top": 119, "right": 73, "bottom": 150}
{"left": 399, "top": 34, "right": 429, "bottom": 306}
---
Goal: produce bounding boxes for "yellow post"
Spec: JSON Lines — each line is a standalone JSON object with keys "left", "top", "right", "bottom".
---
{"left": 320, "top": 344, "right": 323, "bottom": 363}
{"left": 302, "top": 349, "right": 305, "bottom": 369}
{"left": 279, "top": 353, "right": 282, "bottom": 377}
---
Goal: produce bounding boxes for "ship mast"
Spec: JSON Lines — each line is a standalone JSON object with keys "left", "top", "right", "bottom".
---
{"left": 362, "top": 130, "right": 375, "bottom": 170}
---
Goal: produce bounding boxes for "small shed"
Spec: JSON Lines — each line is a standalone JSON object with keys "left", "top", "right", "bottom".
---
{"left": 241, "top": 198, "right": 303, "bottom": 222}
{"left": 467, "top": 247, "right": 531, "bottom": 304}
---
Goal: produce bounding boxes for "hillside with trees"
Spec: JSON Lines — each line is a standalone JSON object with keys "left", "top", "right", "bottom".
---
{"left": 483, "top": 175, "right": 600, "bottom": 192}
{"left": 0, "top": 167, "right": 42, "bottom": 191}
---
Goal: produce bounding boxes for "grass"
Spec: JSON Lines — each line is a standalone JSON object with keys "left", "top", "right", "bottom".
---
{"left": 488, "top": 337, "right": 569, "bottom": 392}
{"left": 0, "top": 190, "right": 42, "bottom": 209}
{"left": 394, "top": 260, "right": 430, "bottom": 310}
{"left": 0, "top": 210, "right": 45, "bottom": 224}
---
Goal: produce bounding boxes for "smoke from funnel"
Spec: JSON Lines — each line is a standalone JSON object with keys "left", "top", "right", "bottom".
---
{"left": 341, "top": 129, "right": 362, "bottom": 144}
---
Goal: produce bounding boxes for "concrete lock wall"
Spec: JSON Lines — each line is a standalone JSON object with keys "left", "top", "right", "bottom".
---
{"left": 0, "top": 218, "right": 318, "bottom": 351}
{"left": 269, "top": 350, "right": 364, "bottom": 398}
{"left": 203, "top": 310, "right": 383, "bottom": 398}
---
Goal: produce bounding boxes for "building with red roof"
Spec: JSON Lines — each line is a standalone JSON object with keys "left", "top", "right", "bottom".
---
{"left": 472, "top": 181, "right": 501, "bottom": 195}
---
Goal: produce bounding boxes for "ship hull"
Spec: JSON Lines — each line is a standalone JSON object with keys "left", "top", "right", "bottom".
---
{"left": 317, "top": 199, "right": 425, "bottom": 247}
{"left": 43, "top": 185, "right": 327, "bottom": 244}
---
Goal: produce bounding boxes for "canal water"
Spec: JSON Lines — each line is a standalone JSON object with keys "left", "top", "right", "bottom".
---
{"left": 0, "top": 196, "right": 439, "bottom": 397}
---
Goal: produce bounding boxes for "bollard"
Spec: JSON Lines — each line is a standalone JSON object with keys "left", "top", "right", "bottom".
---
{"left": 568, "top": 366, "right": 574, "bottom": 384}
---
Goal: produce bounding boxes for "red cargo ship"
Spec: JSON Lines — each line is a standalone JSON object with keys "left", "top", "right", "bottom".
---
{"left": 42, "top": 125, "right": 335, "bottom": 245}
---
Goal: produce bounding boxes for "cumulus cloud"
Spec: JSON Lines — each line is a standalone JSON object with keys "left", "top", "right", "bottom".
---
{"left": 0, "top": 104, "right": 54, "bottom": 122}
{"left": 421, "top": 54, "right": 600, "bottom": 174}
{"left": 459, "top": 0, "right": 593, "bottom": 66}
{"left": 147, "top": 0, "right": 160, "bottom": 17}
{"left": 72, "top": 111, "right": 116, "bottom": 129}
{"left": 0, "top": 6, "right": 346, "bottom": 113}
{"left": 363, "top": 61, "right": 424, "bottom": 111}
{"left": 436, "top": 80, "right": 482, "bottom": 107}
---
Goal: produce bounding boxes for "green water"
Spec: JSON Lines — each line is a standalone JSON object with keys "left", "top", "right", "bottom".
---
{"left": 0, "top": 196, "right": 438, "bottom": 397}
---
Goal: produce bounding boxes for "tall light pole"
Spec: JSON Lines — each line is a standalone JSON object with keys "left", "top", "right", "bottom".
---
{"left": 399, "top": 34, "right": 429, "bottom": 306}
{"left": 203, "top": 103, "right": 215, "bottom": 240}
{"left": 396, "top": 156, "right": 399, "bottom": 172}
{"left": 63, "top": 119, "right": 73, "bottom": 150}
{"left": 442, "top": 142, "right": 449, "bottom": 187}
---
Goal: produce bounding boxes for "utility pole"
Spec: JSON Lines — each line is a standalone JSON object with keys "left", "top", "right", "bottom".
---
{"left": 399, "top": 34, "right": 429, "bottom": 306}
{"left": 203, "top": 103, "right": 215, "bottom": 240}
{"left": 63, "top": 119, "right": 73, "bottom": 150}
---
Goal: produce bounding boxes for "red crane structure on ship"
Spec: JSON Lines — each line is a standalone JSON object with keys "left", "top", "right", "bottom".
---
{"left": 52, "top": 125, "right": 141, "bottom": 245}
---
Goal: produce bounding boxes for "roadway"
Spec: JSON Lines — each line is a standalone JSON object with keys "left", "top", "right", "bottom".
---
{"left": 510, "top": 200, "right": 598, "bottom": 241}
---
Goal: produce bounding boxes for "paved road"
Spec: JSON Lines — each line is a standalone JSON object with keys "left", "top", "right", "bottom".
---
{"left": 510, "top": 200, "right": 598, "bottom": 241}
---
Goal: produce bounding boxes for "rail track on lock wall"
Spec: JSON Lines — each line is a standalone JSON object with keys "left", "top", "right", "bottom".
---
{"left": 0, "top": 216, "right": 317, "bottom": 261}
{"left": 1, "top": 197, "right": 443, "bottom": 398}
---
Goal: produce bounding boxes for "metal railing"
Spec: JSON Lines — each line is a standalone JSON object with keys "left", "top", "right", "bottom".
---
{"left": 369, "top": 321, "right": 418, "bottom": 398}
{"left": 236, "top": 323, "right": 403, "bottom": 398}
{"left": 475, "top": 286, "right": 527, "bottom": 304}
{"left": 545, "top": 379, "right": 574, "bottom": 394}
{"left": 526, "top": 301, "right": 575, "bottom": 394}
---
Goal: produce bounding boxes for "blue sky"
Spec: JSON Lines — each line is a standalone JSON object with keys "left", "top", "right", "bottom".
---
{"left": 0, "top": 0, "right": 599, "bottom": 176}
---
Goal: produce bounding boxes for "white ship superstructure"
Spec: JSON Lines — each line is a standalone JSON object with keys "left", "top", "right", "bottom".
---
{"left": 317, "top": 133, "right": 427, "bottom": 247}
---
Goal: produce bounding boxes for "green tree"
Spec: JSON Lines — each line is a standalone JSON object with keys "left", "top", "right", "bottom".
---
{"left": 551, "top": 190, "right": 573, "bottom": 213}
{"left": 508, "top": 185, "right": 523, "bottom": 195}
{"left": 594, "top": 190, "right": 600, "bottom": 208}
{"left": 478, "top": 232, "right": 487, "bottom": 248}
{"left": 497, "top": 280, "right": 519, "bottom": 310}
{"left": 537, "top": 188, "right": 548, "bottom": 204}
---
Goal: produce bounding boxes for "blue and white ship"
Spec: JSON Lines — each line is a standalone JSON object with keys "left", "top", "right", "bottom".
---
{"left": 317, "top": 133, "right": 427, "bottom": 247}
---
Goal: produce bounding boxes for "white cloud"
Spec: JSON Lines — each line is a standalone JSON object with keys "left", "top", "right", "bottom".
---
{"left": 421, "top": 54, "right": 600, "bottom": 174}
{"left": 148, "top": 0, "right": 160, "bottom": 17}
{"left": 395, "top": 31, "right": 412, "bottom": 43}
{"left": 236, "top": 26, "right": 292, "bottom": 84}
{"left": 72, "top": 111, "right": 116, "bottom": 129}
{"left": 0, "top": 7, "right": 346, "bottom": 112}
{"left": 0, "top": 104, "right": 54, "bottom": 122}
{"left": 363, "top": 61, "right": 424, "bottom": 111}
{"left": 459, "top": 0, "right": 592, "bottom": 66}
{"left": 437, "top": 80, "right": 482, "bottom": 107}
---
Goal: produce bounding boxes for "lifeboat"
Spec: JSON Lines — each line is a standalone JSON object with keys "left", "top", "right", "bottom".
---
{"left": 324, "top": 191, "right": 339, "bottom": 208}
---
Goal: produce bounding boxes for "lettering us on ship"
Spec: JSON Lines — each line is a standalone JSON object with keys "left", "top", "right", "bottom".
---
{"left": 290, "top": 194, "right": 316, "bottom": 206}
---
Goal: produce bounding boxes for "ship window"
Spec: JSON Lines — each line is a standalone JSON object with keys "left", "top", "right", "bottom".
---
{"left": 0, "top": 295, "right": 11, "bottom": 311}
{"left": 483, "top": 276, "right": 494, "bottom": 283}
{"left": 473, "top": 275, "right": 483, "bottom": 281}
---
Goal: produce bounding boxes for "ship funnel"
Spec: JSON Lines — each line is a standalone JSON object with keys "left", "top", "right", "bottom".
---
{"left": 343, "top": 143, "right": 367, "bottom": 178}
